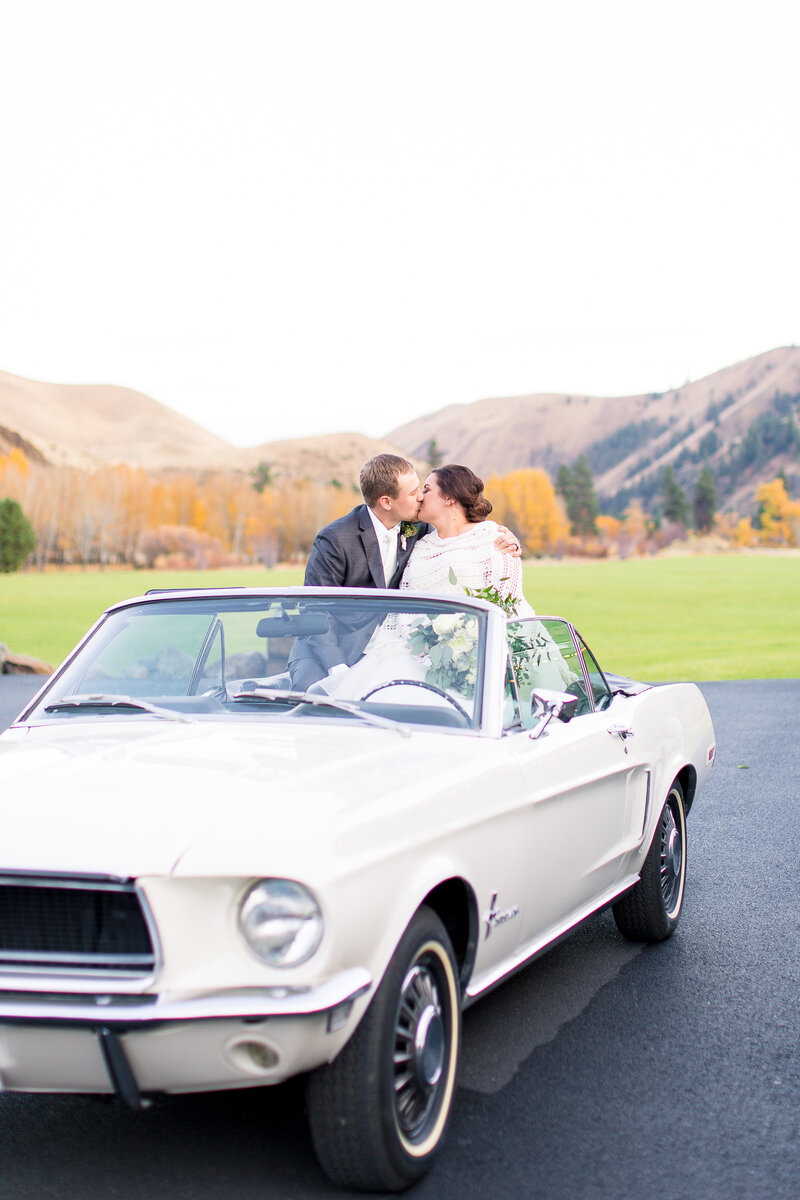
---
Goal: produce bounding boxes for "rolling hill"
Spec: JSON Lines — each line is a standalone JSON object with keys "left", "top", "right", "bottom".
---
{"left": 243, "top": 432, "right": 429, "bottom": 489}
{"left": 2, "top": 347, "right": 798, "bottom": 516}
{"left": 0, "top": 370, "right": 240, "bottom": 471}
{"left": 386, "top": 346, "right": 800, "bottom": 513}
{"left": 0, "top": 370, "right": 416, "bottom": 485}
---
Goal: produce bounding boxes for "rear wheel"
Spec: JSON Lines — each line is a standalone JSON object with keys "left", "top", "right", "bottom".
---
{"left": 306, "top": 907, "right": 461, "bottom": 1192}
{"left": 613, "top": 781, "right": 687, "bottom": 942}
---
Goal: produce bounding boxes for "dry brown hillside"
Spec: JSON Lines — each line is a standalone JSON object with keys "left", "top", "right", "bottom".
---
{"left": 0, "top": 370, "right": 423, "bottom": 485}
{"left": 243, "top": 432, "right": 429, "bottom": 488}
{"left": 0, "top": 370, "right": 242, "bottom": 470}
{"left": 386, "top": 346, "right": 800, "bottom": 510}
{"left": 3, "top": 349, "right": 798, "bottom": 513}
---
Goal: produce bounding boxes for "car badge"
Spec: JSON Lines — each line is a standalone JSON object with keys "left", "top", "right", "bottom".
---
{"left": 484, "top": 891, "right": 520, "bottom": 939}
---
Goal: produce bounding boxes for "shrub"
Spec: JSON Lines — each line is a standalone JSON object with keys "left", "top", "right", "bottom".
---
{"left": 0, "top": 497, "right": 36, "bottom": 573}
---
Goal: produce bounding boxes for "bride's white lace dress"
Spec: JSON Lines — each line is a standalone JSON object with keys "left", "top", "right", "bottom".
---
{"left": 323, "top": 521, "right": 534, "bottom": 702}
{"left": 399, "top": 521, "right": 533, "bottom": 609}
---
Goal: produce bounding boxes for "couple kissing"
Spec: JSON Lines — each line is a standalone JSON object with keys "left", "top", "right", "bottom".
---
{"left": 288, "top": 454, "right": 532, "bottom": 693}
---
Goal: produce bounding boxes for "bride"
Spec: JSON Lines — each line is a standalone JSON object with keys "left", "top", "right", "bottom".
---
{"left": 319, "top": 465, "right": 534, "bottom": 702}
{"left": 399, "top": 464, "right": 533, "bottom": 607}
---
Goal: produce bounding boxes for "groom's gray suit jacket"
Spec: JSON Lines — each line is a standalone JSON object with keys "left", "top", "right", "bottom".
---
{"left": 288, "top": 505, "right": 428, "bottom": 688}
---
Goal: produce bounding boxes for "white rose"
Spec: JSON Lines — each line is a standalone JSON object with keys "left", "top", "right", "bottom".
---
{"left": 450, "top": 630, "right": 473, "bottom": 656}
{"left": 432, "top": 613, "right": 460, "bottom": 636}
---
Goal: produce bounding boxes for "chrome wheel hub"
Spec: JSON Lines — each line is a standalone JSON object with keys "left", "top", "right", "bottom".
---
{"left": 414, "top": 1003, "right": 445, "bottom": 1089}
{"left": 659, "top": 803, "right": 683, "bottom": 912}
{"left": 393, "top": 963, "right": 446, "bottom": 1138}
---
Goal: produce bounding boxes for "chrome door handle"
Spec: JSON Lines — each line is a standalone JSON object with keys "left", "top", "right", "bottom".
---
{"left": 608, "top": 725, "right": 634, "bottom": 740}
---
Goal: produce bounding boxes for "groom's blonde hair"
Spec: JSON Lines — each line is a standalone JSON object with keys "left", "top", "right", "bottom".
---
{"left": 360, "top": 454, "right": 415, "bottom": 507}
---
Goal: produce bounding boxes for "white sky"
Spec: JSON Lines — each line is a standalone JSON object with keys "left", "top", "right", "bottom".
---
{"left": 1, "top": 0, "right": 798, "bottom": 447}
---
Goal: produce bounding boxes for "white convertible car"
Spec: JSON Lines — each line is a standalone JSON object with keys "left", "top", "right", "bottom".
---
{"left": 0, "top": 587, "right": 715, "bottom": 1191}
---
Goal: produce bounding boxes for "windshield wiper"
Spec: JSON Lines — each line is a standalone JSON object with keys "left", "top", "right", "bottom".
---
{"left": 232, "top": 688, "right": 412, "bottom": 738}
{"left": 44, "top": 694, "right": 194, "bottom": 723}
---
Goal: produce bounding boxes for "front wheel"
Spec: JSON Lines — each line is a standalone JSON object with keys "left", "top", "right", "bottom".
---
{"left": 306, "top": 907, "right": 461, "bottom": 1192}
{"left": 613, "top": 781, "right": 687, "bottom": 943}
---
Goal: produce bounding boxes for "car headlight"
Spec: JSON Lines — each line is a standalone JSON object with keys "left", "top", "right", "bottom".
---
{"left": 239, "top": 879, "right": 323, "bottom": 967}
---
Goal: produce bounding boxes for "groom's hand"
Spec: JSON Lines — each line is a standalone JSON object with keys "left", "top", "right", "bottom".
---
{"left": 495, "top": 525, "right": 522, "bottom": 557}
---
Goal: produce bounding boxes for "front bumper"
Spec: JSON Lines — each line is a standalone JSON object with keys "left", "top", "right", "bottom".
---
{"left": 0, "top": 967, "right": 371, "bottom": 1102}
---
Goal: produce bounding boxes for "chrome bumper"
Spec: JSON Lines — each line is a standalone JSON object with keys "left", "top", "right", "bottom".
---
{"left": 0, "top": 966, "right": 372, "bottom": 1030}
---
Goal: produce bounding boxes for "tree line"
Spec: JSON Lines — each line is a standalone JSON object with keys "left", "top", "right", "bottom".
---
{"left": 0, "top": 449, "right": 358, "bottom": 571}
{"left": 1, "top": 444, "right": 799, "bottom": 574}
{"left": 554, "top": 454, "right": 800, "bottom": 552}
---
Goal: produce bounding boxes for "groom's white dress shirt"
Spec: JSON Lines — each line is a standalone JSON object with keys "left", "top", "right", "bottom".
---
{"left": 367, "top": 508, "right": 399, "bottom": 586}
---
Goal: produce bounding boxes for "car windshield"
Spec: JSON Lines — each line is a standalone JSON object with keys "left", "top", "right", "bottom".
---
{"left": 27, "top": 593, "right": 489, "bottom": 731}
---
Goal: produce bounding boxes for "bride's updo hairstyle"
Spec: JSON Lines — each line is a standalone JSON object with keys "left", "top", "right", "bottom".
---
{"left": 433, "top": 464, "right": 493, "bottom": 523}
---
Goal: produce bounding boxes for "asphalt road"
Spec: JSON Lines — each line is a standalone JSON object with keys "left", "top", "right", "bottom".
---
{"left": 0, "top": 675, "right": 49, "bottom": 730}
{"left": 0, "top": 677, "right": 798, "bottom": 1200}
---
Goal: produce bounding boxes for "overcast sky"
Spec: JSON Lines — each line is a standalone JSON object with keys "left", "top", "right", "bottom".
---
{"left": 1, "top": 1, "right": 798, "bottom": 448}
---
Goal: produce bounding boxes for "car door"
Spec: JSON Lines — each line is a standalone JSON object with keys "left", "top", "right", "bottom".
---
{"left": 504, "top": 618, "right": 650, "bottom": 942}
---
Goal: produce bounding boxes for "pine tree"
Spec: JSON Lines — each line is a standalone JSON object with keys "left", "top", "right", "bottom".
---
{"left": 661, "top": 465, "right": 689, "bottom": 526}
{"left": 250, "top": 461, "right": 273, "bottom": 493}
{"left": 693, "top": 467, "right": 716, "bottom": 533}
{"left": 0, "top": 498, "right": 36, "bottom": 573}
{"left": 427, "top": 439, "right": 444, "bottom": 469}
{"left": 555, "top": 463, "right": 573, "bottom": 509}
{"left": 566, "top": 456, "right": 598, "bottom": 537}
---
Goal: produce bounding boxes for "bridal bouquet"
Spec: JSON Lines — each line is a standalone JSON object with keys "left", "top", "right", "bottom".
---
{"left": 407, "top": 612, "right": 480, "bottom": 696}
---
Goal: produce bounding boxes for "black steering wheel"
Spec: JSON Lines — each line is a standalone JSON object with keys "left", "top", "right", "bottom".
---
{"left": 361, "top": 679, "right": 471, "bottom": 722}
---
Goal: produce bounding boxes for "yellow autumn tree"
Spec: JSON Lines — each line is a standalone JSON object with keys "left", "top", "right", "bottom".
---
{"left": 618, "top": 501, "right": 648, "bottom": 556}
{"left": 247, "top": 488, "right": 280, "bottom": 565}
{"left": 712, "top": 511, "right": 740, "bottom": 545}
{"left": 148, "top": 474, "right": 200, "bottom": 527}
{"left": 596, "top": 514, "right": 622, "bottom": 552}
{"left": 268, "top": 479, "right": 355, "bottom": 561}
{"left": 196, "top": 472, "right": 260, "bottom": 556}
{"left": 0, "top": 447, "right": 31, "bottom": 482}
{"left": 734, "top": 517, "right": 756, "bottom": 547}
{"left": 756, "top": 477, "right": 800, "bottom": 547}
{"left": 485, "top": 469, "right": 568, "bottom": 555}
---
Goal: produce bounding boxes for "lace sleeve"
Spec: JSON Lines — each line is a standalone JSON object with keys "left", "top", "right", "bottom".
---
{"left": 491, "top": 548, "right": 523, "bottom": 602}
{"left": 485, "top": 530, "right": 534, "bottom": 615}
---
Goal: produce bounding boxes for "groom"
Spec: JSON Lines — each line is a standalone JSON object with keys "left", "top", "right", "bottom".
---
{"left": 288, "top": 453, "right": 519, "bottom": 690}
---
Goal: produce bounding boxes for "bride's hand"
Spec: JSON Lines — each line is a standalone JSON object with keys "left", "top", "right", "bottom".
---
{"left": 494, "top": 525, "right": 522, "bottom": 557}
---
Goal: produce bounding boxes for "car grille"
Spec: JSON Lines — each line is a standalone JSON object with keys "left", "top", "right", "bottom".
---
{"left": 0, "top": 876, "right": 156, "bottom": 976}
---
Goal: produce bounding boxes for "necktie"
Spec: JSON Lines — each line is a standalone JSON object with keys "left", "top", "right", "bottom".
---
{"left": 381, "top": 528, "right": 397, "bottom": 585}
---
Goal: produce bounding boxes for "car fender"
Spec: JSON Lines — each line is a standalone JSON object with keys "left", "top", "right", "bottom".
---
{"left": 624, "top": 681, "right": 714, "bottom": 860}
{"left": 320, "top": 848, "right": 481, "bottom": 1020}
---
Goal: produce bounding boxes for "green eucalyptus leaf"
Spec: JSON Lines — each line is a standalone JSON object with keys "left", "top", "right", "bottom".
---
{"left": 429, "top": 643, "right": 454, "bottom": 668}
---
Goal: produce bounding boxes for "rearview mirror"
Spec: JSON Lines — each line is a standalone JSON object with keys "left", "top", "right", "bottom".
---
{"left": 256, "top": 614, "right": 330, "bottom": 637}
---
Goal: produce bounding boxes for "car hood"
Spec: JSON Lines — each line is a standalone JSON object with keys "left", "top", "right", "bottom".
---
{"left": 0, "top": 717, "right": 485, "bottom": 879}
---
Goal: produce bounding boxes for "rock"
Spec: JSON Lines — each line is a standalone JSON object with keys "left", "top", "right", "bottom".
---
{"left": 0, "top": 643, "right": 54, "bottom": 675}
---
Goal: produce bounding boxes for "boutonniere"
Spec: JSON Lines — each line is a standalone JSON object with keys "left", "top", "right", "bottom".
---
{"left": 400, "top": 521, "right": 419, "bottom": 551}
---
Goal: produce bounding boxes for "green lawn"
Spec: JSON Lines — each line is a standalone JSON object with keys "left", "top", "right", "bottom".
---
{"left": 0, "top": 567, "right": 303, "bottom": 669}
{"left": 1, "top": 555, "right": 798, "bottom": 680}
{"left": 521, "top": 553, "right": 800, "bottom": 681}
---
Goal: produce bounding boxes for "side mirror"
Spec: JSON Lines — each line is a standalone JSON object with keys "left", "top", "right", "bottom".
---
{"left": 529, "top": 688, "right": 579, "bottom": 739}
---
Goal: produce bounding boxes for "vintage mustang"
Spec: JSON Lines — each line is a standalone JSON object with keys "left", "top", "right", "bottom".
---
{"left": 0, "top": 587, "right": 715, "bottom": 1191}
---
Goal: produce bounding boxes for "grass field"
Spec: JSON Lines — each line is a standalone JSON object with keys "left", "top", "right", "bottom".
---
{"left": 1, "top": 554, "right": 798, "bottom": 681}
